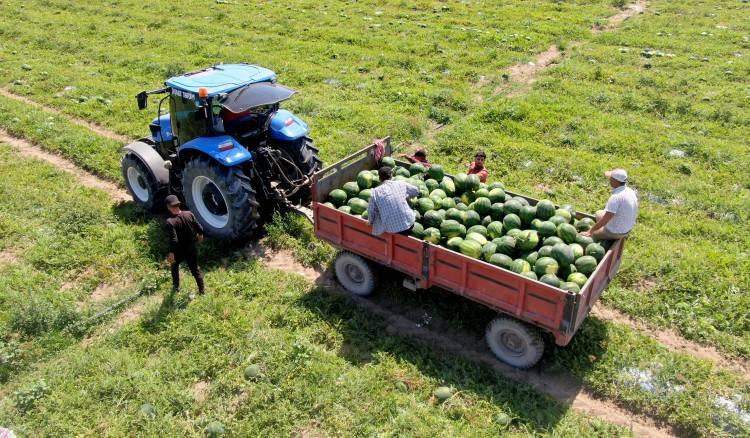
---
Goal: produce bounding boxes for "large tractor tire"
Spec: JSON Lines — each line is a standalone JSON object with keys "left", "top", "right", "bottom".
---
{"left": 182, "top": 156, "right": 260, "bottom": 240}
{"left": 121, "top": 152, "right": 164, "bottom": 211}
{"left": 276, "top": 136, "right": 322, "bottom": 205}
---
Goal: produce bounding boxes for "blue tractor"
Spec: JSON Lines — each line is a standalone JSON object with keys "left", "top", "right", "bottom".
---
{"left": 121, "top": 64, "right": 321, "bottom": 240}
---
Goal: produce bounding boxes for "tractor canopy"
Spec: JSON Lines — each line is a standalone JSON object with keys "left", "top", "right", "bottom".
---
{"left": 165, "top": 64, "right": 276, "bottom": 97}
{"left": 218, "top": 82, "right": 296, "bottom": 113}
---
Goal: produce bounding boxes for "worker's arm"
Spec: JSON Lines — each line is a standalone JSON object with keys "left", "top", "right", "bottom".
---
{"left": 189, "top": 212, "right": 204, "bottom": 242}
{"left": 367, "top": 197, "right": 379, "bottom": 226}
{"left": 397, "top": 153, "right": 416, "bottom": 163}
{"left": 477, "top": 168, "right": 488, "bottom": 183}
{"left": 404, "top": 182, "right": 419, "bottom": 198}
{"left": 166, "top": 221, "right": 178, "bottom": 263}
{"left": 583, "top": 211, "right": 614, "bottom": 236}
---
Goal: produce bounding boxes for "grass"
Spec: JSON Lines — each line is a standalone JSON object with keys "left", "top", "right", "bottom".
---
{"left": 0, "top": 143, "right": 630, "bottom": 436}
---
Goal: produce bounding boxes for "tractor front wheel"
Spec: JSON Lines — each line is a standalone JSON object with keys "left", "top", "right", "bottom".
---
{"left": 121, "top": 153, "right": 164, "bottom": 211}
{"left": 182, "top": 156, "right": 260, "bottom": 240}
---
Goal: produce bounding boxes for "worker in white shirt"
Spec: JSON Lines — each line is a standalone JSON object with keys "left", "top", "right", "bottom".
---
{"left": 582, "top": 168, "right": 638, "bottom": 241}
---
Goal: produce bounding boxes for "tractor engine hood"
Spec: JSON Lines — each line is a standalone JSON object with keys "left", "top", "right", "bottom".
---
{"left": 219, "top": 82, "right": 296, "bottom": 113}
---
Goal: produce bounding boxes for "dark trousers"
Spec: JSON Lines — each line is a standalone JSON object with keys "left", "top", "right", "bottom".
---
{"left": 397, "top": 225, "right": 414, "bottom": 235}
{"left": 171, "top": 247, "right": 204, "bottom": 293}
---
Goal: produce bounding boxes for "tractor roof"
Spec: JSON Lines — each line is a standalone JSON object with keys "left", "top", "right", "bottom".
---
{"left": 165, "top": 64, "right": 276, "bottom": 96}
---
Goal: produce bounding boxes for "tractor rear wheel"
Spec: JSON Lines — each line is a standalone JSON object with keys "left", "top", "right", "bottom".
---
{"left": 276, "top": 136, "right": 322, "bottom": 205}
{"left": 182, "top": 156, "right": 260, "bottom": 240}
{"left": 121, "top": 153, "right": 164, "bottom": 211}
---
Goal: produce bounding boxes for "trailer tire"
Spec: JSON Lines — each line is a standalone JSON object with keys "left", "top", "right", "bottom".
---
{"left": 485, "top": 316, "right": 544, "bottom": 369}
{"left": 334, "top": 252, "right": 376, "bottom": 296}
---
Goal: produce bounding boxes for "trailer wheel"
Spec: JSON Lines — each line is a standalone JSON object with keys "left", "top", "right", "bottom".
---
{"left": 334, "top": 252, "right": 376, "bottom": 296}
{"left": 485, "top": 316, "right": 544, "bottom": 369}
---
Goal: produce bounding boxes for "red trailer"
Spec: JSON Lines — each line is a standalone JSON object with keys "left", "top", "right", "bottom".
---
{"left": 311, "top": 139, "right": 625, "bottom": 368}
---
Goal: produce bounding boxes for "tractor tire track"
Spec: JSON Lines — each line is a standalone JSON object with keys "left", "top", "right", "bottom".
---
{"left": 0, "top": 129, "right": 129, "bottom": 201}
{"left": 0, "top": 88, "right": 132, "bottom": 143}
{"left": 492, "top": 0, "right": 647, "bottom": 97}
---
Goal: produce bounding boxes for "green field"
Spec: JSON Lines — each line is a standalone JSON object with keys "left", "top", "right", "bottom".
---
{"left": 1, "top": 0, "right": 749, "bottom": 436}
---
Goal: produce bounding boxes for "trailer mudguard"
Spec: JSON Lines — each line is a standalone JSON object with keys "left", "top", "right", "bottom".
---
{"left": 122, "top": 141, "right": 170, "bottom": 184}
{"left": 268, "top": 109, "right": 309, "bottom": 141}
{"left": 178, "top": 135, "right": 252, "bottom": 167}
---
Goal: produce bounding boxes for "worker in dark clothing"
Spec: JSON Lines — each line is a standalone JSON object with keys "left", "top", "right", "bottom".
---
{"left": 165, "top": 195, "right": 205, "bottom": 297}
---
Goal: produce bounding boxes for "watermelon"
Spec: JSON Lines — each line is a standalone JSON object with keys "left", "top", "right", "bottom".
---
{"left": 446, "top": 237, "right": 463, "bottom": 251}
{"left": 522, "top": 251, "right": 539, "bottom": 265}
{"left": 417, "top": 198, "right": 435, "bottom": 214}
{"left": 413, "top": 210, "right": 420, "bottom": 222}
{"left": 458, "top": 224, "right": 467, "bottom": 237}
{"left": 456, "top": 202, "right": 468, "bottom": 211}
{"left": 530, "top": 218, "right": 543, "bottom": 231}
{"left": 358, "top": 189, "right": 373, "bottom": 202}
{"left": 489, "top": 253, "right": 513, "bottom": 269}
{"left": 521, "top": 271, "right": 538, "bottom": 280}
{"left": 460, "top": 191, "right": 476, "bottom": 205}
{"left": 482, "top": 242, "right": 498, "bottom": 261}
{"left": 429, "top": 195, "right": 443, "bottom": 205}
{"left": 475, "top": 188, "right": 490, "bottom": 198}
{"left": 503, "top": 199, "right": 522, "bottom": 216}
{"left": 506, "top": 228, "right": 523, "bottom": 239}
{"left": 536, "top": 200, "right": 556, "bottom": 220}
{"left": 347, "top": 198, "right": 368, "bottom": 215}
{"left": 140, "top": 403, "right": 156, "bottom": 418}
{"left": 488, "top": 188, "right": 506, "bottom": 203}
{"left": 575, "top": 217, "right": 595, "bottom": 232}
{"left": 555, "top": 208, "right": 573, "bottom": 223}
{"left": 338, "top": 205, "right": 352, "bottom": 214}
{"left": 537, "top": 245, "right": 553, "bottom": 258}
{"left": 560, "top": 282, "right": 581, "bottom": 293}
{"left": 503, "top": 214, "right": 522, "bottom": 231}
{"left": 206, "top": 421, "right": 225, "bottom": 437}
{"left": 440, "top": 177, "right": 456, "bottom": 196}
{"left": 574, "top": 256, "right": 598, "bottom": 275}
{"left": 433, "top": 386, "right": 453, "bottom": 401}
{"left": 411, "top": 222, "right": 425, "bottom": 238}
{"left": 439, "top": 197, "right": 455, "bottom": 210}
{"left": 539, "top": 274, "right": 561, "bottom": 288}
{"left": 394, "top": 166, "right": 411, "bottom": 178}
{"left": 357, "top": 170, "right": 374, "bottom": 189}
{"left": 551, "top": 243, "right": 575, "bottom": 267}
{"left": 466, "top": 232, "right": 488, "bottom": 246}
{"left": 244, "top": 364, "right": 261, "bottom": 379}
{"left": 516, "top": 230, "right": 540, "bottom": 251}
{"left": 534, "top": 257, "right": 559, "bottom": 276}
{"left": 519, "top": 205, "right": 537, "bottom": 226}
{"left": 494, "top": 236, "right": 516, "bottom": 256}
{"left": 361, "top": 210, "right": 369, "bottom": 220}
{"left": 423, "top": 210, "right": 443, "bottom": 228}
{"left": 560, "top": 204, "right": 576, "bottom": 217}
{"left": 427, "top": 164, "right": 444, "bottom": 181}
{"left": 504, "top": 193, "right": 513, "bottom": 202}
{"left": 567, "top": 272, "right": 588, "bottom": 288}
{"left": 409, "top": 163, "right": 426, "bottom": 176}
{"left": 446, "top": 208, "right": 462, "bottom": 222}
{"left": 557, "top": 223, "right": 578, "bottom": 243}
{"left": 459, "top": 239, "right": 482, "bottom": 258}
{"left": 473, "top": 197, "right": 492, "bottom": 216}
{"left": 511, "top": 259, "right": 532, "bottom": 274}
{"left": 440, "top": 220, "right": 463, "bottom": 238}
{"left": 490, "top": 203, "right": 504, "bottom": 220}
{"left": 463, "top": 210, "right": 481, "bottom": 227}
{"left": 558, "top": 263, "right": 577, "bottom": 280}
{"left": 381, "top": 156, "right": 396, "bottom": 168}
{"left": 585, "top": 243, "right": 606, "bottom": 262}
{"left": 487, "top": 221, "right": 504, "bottom": 239}
{"left": 576, "top": 234, "right": 594, "bottom": 247}
{"left": 569, "top": 243, "right": 584, "bottom": 259}
{"left": 430, "top": 189, "right": 447, "bottom": 199}
{"left": 488, "top": 181, "right": 505, "bottom": 190}
{"left": 466, "top": 174, "right": 481, "bottom": 192}
{"left": 467, "top": 225, "right": 488, "bottom": 237}
{"left": 482, "top": 215, "right": 493, "bottom": 226}
{"left": 537, "top": 221, "right": 557, "bottom": 238}
{"left": 549, "top": 215, "right": 567, "bottom": 226}
{"left": 329, "top": 189, "right": 348, "bottom": 207}
{"left": 454, "top": 173, "right": 468, "bottom": 192}
{"left": 343, "top": 181, "right": 360, "bottom": 197}
{"left": 323, "top": 202, "right": 335, "bottom": 208}
{"left": 425, "top": 178, "right": 440, "bottom": 192}
{"left": 423, "top": 227, "right": 441, "bottom": 244}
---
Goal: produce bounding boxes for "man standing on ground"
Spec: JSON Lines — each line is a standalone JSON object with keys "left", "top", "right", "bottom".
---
{"left": 467, "top": 150, "right": 489, "bottom": 183}
{"left": 583, "top": 168, "right": 638, "bottom": 241}
{"left": 165, "top": 195, "right": 205, "bottom": 297}
{"left": 367, "top": 167, "right": 419, "bottom": 235}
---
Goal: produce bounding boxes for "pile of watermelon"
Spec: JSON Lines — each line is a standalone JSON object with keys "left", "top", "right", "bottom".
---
{"left": 323, "top": 157, "right": 609, "bottom": 294}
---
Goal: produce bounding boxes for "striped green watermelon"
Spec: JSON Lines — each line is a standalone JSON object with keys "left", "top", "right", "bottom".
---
{"left": 549, "top": 215, "right": 567, "bottom": 226}
{"left": 489, "top": 253, "right": 513, "bottom": 269}
{"left": 440, "top": 220, "right": 463, "bottom": 238}
{"left": 539, "top": 274, "right": 561, "bottom": 287}
{"left": 467, "top": 225, "right": 488, "bottom": 238}
{"left": 338, "top": 205, "right": 352, "bottom": 214}
{"left": 502, "top": 214, "right": 522, "bottom": 231}
{"left": 358, "top": 189, "right": 372, "bottom": 202}
{"left": 381, "top": 156, "right": 396, "bottom": 168}
{"left": 429, "top": 195, "right": 443, "bottom": 205}
{"left": 558, "top": 263, "right": 577, "bottom": 280}
{"left": 417, "top": 198, "right": 435, "bottom": 214}
{"left": 423, "top": 227, "right": 441, "bottom": 244}
{"left": 494, "top": 236, "right": 516, "bottom": 256}
{"left": 575, "top": 217, "right": 595, "bottom": 232}
{"left": 488, "top": 181, "right": 505, "bottom": 190}
{"left": 576, "top": 234, "right": 594, "bottom": 247}
{"left": 551, "top": 244, "right": 575, "bottom": 267}
{"left": 574, "top": 256, "right": 598, "bottom": 275}
{"left": 409, "top": 163, "right": 426, "bottom": 176}
{"left": 454, "top": 173, "right": 469, "bottom": 192}
{"left": 488, "top": 188, "right": 506, "bottom": 203}
{"left": 585, "top": 243, "right": 606, "bottom": 262}
{"left": 475, "top": 188, "right": 489, "bottom": 198}
{"left": 511, "top": 259, "right": 532, "bottom": 274}
{"left": 460, "top": 191, "right": 476, "bottom": 205}
{"left": 427, "top": 165, "right": 444, "bottom": 181}
{"left": 430, "top": 189, "right": 447, "bottom": 199}
{"left": 482, "top": 242, "right": 498, "bottom": 261}
{"left": 446, "top": 236, "right": 464, "bottom": 251}
{"left": 329, "top": 189, "right": 348, "bottom": 207}
{"left": 543, "top": 236, "right": 563, "bottom": 246}
{"left": 521, "top": 271, "right": 538, "bottom": 280}
{"left": 456, "top": 202, "right": 468, "bottom": 211}
{"left": 535, "top": 200, "right": 556, "bottom": 220}
{"left": 534, "top": 257, "right": 559, "bottom": 277}
{"left": 463, "top": 210, "right": 481, "bottom": 227}
{"left": 482, "top": 215, "right": 493, "bottom": 227}
{"left": 357, "top": 171, "right": 374, "bottom": 189}
{"left": 348, "top": 198, "right": 368, "bottom": 215}
{"left": 560, "top": 282, "right": 581, "bottom": 293}
{"left": 537, "top": 245, "right": 553, "bottom": 258}
{"left": 459, "top": 239, "right": 482, "bottom": 258}
{"left": 440, "top": 177, "right": 456, "bottom": 196}
{"left": 425, "top": 179, "right": 440, "bottom": 192}
{"left": 466, "top": 232, "right": 488, "bottom": 246}
{"left": 411, "top": 222, "right": 425, "bottom": 238}
{"left": 519, "top": 206, "right": 537, "bottom": 226}
{"left": 569, "top": 243, "right": 584, "bottom": 259}
{"left": 503, "top": 199, "right": 522, "bottom": 216}
{"left": 555, "top": 208, "right": 572, "bottom": 223}
{"left": 466, "top": 174, "right": 481, "bottom": 192}
{"left": 505, "top": 228, "right": 523, "bottom": 239}
{"left": 530, "top": 218, "right": 543, "bottom": 231}
{"left": 342, "top": 182, "right": 360, "bottom": 197}
{"left": 490, "top": 203, "right": 504, "bottom": 220}
{"left": 423, "top": 210, "right": 443, "bottom": 228}
{"left": 487, "top": 221, "right": 504, "bottom": 239}
{"left": 323, "top": 202, "right": 335, "bottom": 208}
{"left": 557, "top": 223, "right": 578, "bottom": 243}
{"left": 473, "top": 197, "right": 492, "bottom": 216}
{"left": 440, "top": 197, "right": 456, "bottom": 209}
{"left": 446, "top": 208, "right": 462, "bottom": 222}
{"left": 537, "top": 221, "right": 557, "bottom": 237}
{"left": 394, "top": 166, "right": 411, "bottom": 178}
{"left": 567, "top": 272, "right": 588, "bottom": 288}
{"left": 522, "top": 251, "right": 539, "bottom": 265}
{"left": 516, "top": 230, "right": 539, "bottom": 251}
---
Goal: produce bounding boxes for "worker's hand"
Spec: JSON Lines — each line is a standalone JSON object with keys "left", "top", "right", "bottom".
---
{"left": 581, "top": 230, "right": 592, "bottom": 237}
{"left": 397, "top": 153, "right": 407, "bottom": 158}
{"left": 196, "top": 233, "right": 204, "bottom": 243}
{"left": 166, "top": 253, "right": 175, "bottom": 264}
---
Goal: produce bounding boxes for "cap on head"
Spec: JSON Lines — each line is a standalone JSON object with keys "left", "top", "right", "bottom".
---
{"left": 605, "top": 168, "right": 628, "bottom": 183}
{"left": 414, "top": 149, "right": 427, "bottom": 158}
{"left": 378, "top": 166, "right": 392, "bottom": 181}
{"left": 165, "top": 194, "right": 181, "bottom": 206}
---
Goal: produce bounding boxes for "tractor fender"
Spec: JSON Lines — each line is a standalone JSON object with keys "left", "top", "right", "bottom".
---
{"left": 268, "top": 109, "right": 309, "bottom": 141}
{"left": 122, "top": 141, "right": 169, "bottom": 185}
{"left": 178, "top": 136, "right": 252, "bottom": 167}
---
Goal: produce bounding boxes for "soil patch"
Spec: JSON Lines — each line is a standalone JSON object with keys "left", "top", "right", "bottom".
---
{"left": 192, "top": 381, "right": 209, "bottom": 402}
{"left": 594, "top": 0, "right": 648, "bottom": 33}
{"left": 0, "top": 88, "right": 132, "bottom": 143}
{"left": 0, "top": 248, "right": 18, "bottom": 265}
{"left": 590, "top": 305, "right": 750, "bottom": 379}
{"left": 0, "top": 129, "right": 129, "bottom": 201}
{"left": 245, "top": 242, "right": 329, "bottom": 285}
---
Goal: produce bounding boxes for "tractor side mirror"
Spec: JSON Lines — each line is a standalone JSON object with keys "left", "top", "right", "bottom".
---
{"left": 136, "top": 92, "right": 148, "bottom": 110}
